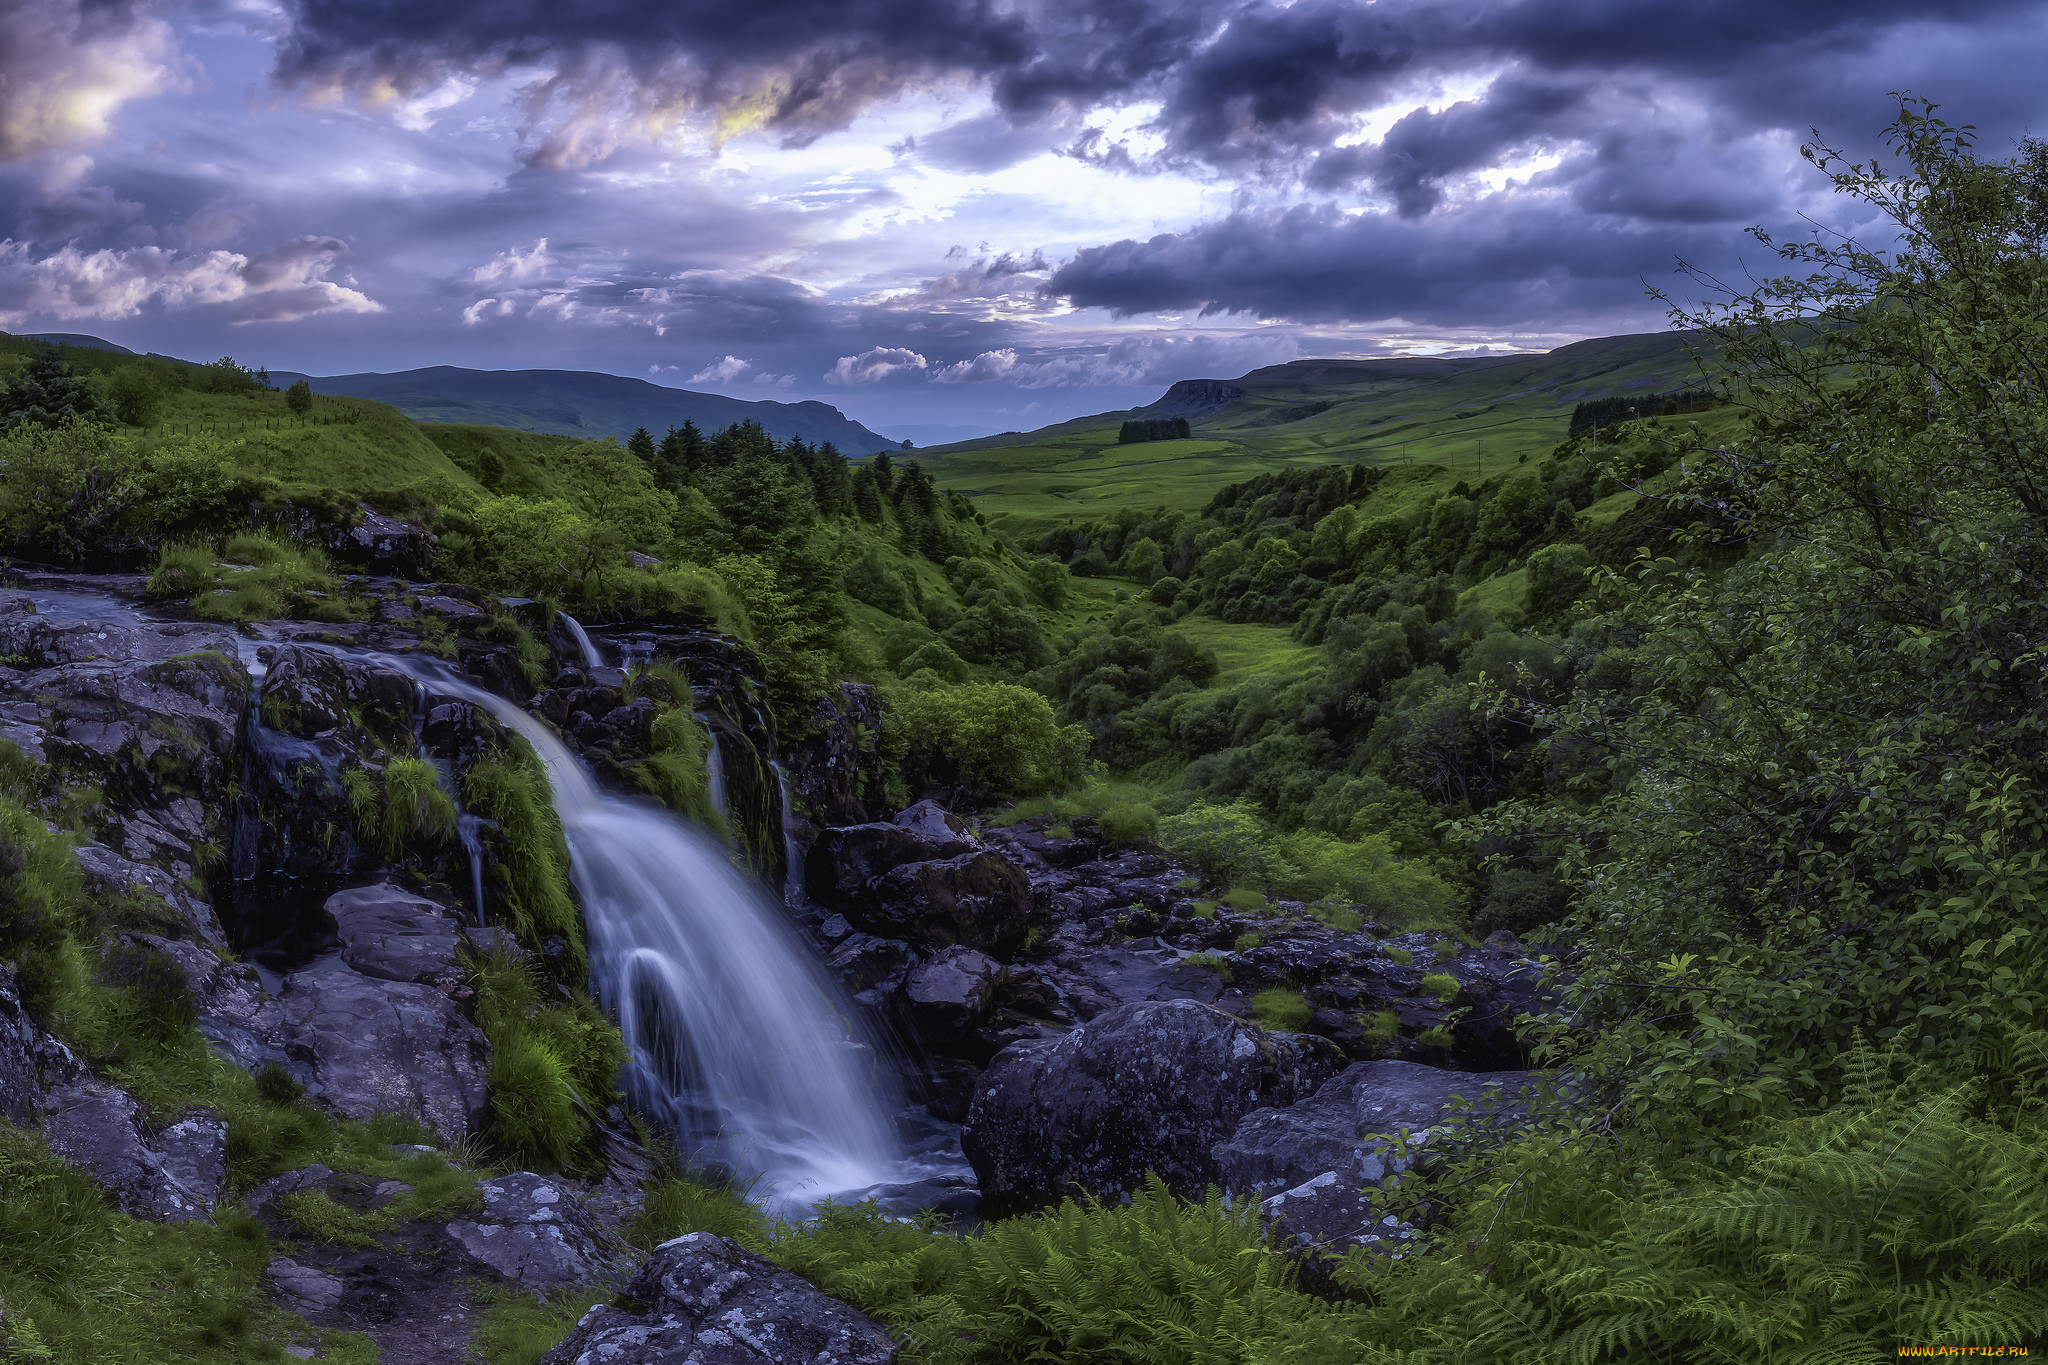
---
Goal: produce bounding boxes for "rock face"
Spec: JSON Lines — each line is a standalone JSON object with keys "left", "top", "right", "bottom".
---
{"left": 271, "top": 957, "right": 490, "bottom": 1143}
{"left": 1212, "top": 1061, "right": 1542, "bottom": 1276}
{"left": 962, "top": 999, "right": 1343, "bottom": 1217}
{"left": 327, "top": 505, "right": 437, "bottom": 578}
{"left": 327, "top": 883, "right": 466, "bottom": 989}
{"left": 447, "top": 1172, "right": 626, "bottom": 1290}
{"left": 0, "top": 965, "right": 84, "bottom": 1125}
{"left": 40, "top": 1080, "right": 225, "bottom": 1222}
{"left": 539, "top": 1232, "right": 898, "bottom": 1365}
{"left": 866, "top": 850, "right": 1031, "bottom": 955}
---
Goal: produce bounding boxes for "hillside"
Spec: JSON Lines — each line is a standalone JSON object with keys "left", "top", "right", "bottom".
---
{"left": 274, "top": 364, "right": 899, "bottom": 453}
{"left": 922, "top": 329, "right": 1707, "bottom": 533}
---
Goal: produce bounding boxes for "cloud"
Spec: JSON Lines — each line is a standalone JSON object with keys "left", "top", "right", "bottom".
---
{"left": 471, "top": 238, "right": 552, "bottom": 286}
{"left": 689, "top": 354, "right": 750, "bottom": 383}
{"left": 0, "top": 0, "right": 177, "bottom": 162}
{"left": 933, "top": 347, "right": 1018, "bottom": 383}
{"left": 1046, "top": 194, "right": 1739, "bottom": 329}
{"left": 826, "top": 345, "right": 928, "bottom": 384}
{"left": 0, "top": 234, "right": 383, "bottom": 326}
{"left": 15, "top": 153, "right": 145, "bottom": 242}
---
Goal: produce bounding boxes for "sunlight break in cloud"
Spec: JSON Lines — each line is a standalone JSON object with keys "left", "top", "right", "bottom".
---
{"left": 0, "top": 0, "right": 178, "bottom": 162}
{"left": 471, "top": 238, "right": 553, "bottom": 287}
{"left": 826, "top": 346, "right": 928, "bottom": 385}
{"left": 689, "top": 354, "right": 750, "bottom": 383}
{"left": 0, "top": 236, "right": 383, "bottom": 327}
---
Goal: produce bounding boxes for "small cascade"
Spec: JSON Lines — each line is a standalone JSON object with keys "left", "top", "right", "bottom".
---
{"left": 702, "top": 724, "right": 729, "bottom": 820}
{"left": 456, "top": 813, "right": 490, "bottom": 923}
{"left": 771, "top": 761, "right": 805, "bottom": 907}
{"left": 559, "top": 612, "right": 605, "bottom": 670}
{"left": 385, "top": 657, "right": 905, "bottom": 1208}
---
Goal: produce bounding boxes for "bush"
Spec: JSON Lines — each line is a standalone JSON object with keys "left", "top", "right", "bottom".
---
{"left": 884, "top": 682, "right": 1091, "bottom": 803}
{"left": 1096, "top": 802, "right": 1158, "bottom": 846}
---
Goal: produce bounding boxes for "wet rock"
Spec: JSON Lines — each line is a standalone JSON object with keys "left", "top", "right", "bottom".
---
{"left": 326, "top": 884, "right": 465, "bottom": 990}
{"left": 0, "top": 964, "right": 84, "bottom": 1125}
{"left": 136, "top": 932, "right": 287, "bottom": 1075}
{"left": 892, "top": 799, "right": 977, "bottom": 850}
{"left": 447, "top": 1172, "right": 623, "bottom": 1290}
{"left": 418, "top": 594, "right": 486, "bottom": 625}
{"left": 899, "top": 946, "right": 1005, "bottom": 1046}
{"left": 863, "top": 849, "right": 1031, "bottom": 955}
{"left": 806, "top": 823, "right": 953, "bottom": 904}
{"left": 962, "top": 998, "right": 1343, "bottom": 1216}
{"left": 1214, "top": 1061, "right": 1544, "bottom": 1280}
{"left": 790, "top": 683, "right": 889, "bottom": 829}
{"left": 329, "top": 506, "right": 436, "bottom": 578}
{"left": 41, "top": 1081, "right": 223, "bottom": 1221}
{"left": 267, "top": 1258, "right": 346, "bottom": 1315}
{"left": 827, "top": 934, "right": 914, "bottom": 1006}
{"left": 538, "top": 1231, "right": 897, "bottom": 1365}
{"left": 74, "top": 841, "right": 229, "bottom": 949}
{"left": 272, "top": 957, "right": 490, "bottom": 1143}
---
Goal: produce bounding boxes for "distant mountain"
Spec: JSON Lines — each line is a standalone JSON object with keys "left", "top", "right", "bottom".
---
{"left": 20, "top": 333, "right": 135, "bottom": 354}
{"left": 268, "top": 365, "right": 898, "bottom": 453}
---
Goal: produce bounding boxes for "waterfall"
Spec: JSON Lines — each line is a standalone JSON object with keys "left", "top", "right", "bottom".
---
{"left": 559, "top": 612, "right": 605, "bottom": 670}
{"left": 702, "top": 724, "right": 729, "bottom": 819}
{"left": 389, "top": 660, "right": 904, "bottom": 1206}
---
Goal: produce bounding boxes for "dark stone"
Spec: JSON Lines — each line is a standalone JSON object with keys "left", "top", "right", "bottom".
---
{"left": 0, "top": 964, "right": 83, "bottom": 1125}
{"left": 806, "top": 823, "right": 953, "bottom": 904}
{"left": 1213, "top": 1061, "right": 1544, "bottom": 1279}
{"left": 329, "top": 506, "right": 436, "bottom": 577}
{"left": 325, "top": 884, "right": 465, "bottom": 989}
{"left": 446, "top": 1172, "right": 625, "bottom": 1289}
{"left": 863, "top": 849, "right": 1031, "bottom": 955}
{"left": 898, "top": 946, "right": 1005, "bottom": 1046}
{"left": 962, "top": 998, "right": 1343, "bottom": 1216}
{"left": 538, "top": 1231, "right": 897, "bottom": 1365}
{"left": 41, "top": 1081, "right": 225, "bottom": 1222}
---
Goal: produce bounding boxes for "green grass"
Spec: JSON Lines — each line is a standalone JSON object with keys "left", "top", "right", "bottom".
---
{"left": 1166, "top": 615, "right": 1319, "bottom": 688}
{"left": 1251, "top": 988, "right": 1314, "bottom": 1032}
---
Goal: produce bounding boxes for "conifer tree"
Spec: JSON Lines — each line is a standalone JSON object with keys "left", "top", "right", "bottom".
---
{"left": 0, "top": 348, "right": 114, "bottom": 431}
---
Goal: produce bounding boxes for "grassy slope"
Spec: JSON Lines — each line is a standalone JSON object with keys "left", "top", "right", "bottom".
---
{"left": 922, "top": 330, "right": 1708, "bottom": 539}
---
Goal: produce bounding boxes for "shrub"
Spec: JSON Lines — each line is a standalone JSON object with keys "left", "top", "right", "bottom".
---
{"left": 1096, "top": 802, "right": 1158, "bottom": 846}
{"left": 461, "top": 747, "right": 581, "bottom": 972}
{"left": 1419, "top": 972, "right": 1460, "bottom": 1004}
{"left": 629, "top": 708, "right": 719, "bottom": 828}
{"left": 883, "top": 682, "right": 1091, "bottom": 803}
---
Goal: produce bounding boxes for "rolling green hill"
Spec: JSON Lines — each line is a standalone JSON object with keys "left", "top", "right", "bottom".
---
{"left": 922, "top": 329, "right": 1709, "bottom": 534}
{"left": 275, "top": 364, "right": 898, "bottom": 453}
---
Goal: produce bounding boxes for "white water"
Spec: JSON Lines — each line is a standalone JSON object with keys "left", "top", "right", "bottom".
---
{"left": 393, "top": 661, "right": 904, "bottom": 1207}
{"left": 559, "top": 613, "right": 605, "bottom": 670}
{"left": 703, "top": 725, "right": 729, "bottom": 819}
{"left": 771, "top": 761, "right": 804, "bottom": 906}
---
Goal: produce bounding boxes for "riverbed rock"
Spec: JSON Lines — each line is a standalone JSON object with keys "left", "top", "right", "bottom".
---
{"left": 898, "top": 946, "right": 1006, "bottom": 1046}
{"left": 326, "top": 883, "right": 465, "bottom": 990}
{"left": 328, "top": 505, "right": 436, "bottom": 578}
{"left": 446, "top": 1171, "right": 623, "bottom": 1289}
{"left": 538, "top": 1231, "right": 897, "bottom": 1365}
{"left": 862, "top": 849, "right": 1031, "bottom": 955}
{"left": 962, "top": 998, "right": 1343, "bottom": 1216}
{"left": 267, "top": 1258, "right": 346, "bottom": 1315}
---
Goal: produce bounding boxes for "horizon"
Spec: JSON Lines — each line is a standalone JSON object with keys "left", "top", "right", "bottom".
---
{"left": 4, "top": 2, "right": 2046, "bottom": 437}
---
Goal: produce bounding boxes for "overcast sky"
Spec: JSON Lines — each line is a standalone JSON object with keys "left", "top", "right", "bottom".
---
{"left": 2, "top": 0, "right": 2045, "bottom": 438}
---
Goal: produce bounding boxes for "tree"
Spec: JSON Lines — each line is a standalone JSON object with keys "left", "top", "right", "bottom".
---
{"left": 107, "top": 366, "right": 165, "bottom": 427}
{"left": 1490, "top": 102, "right": 2048, "bottom": 1127}
{"left": 0, "top": 349, "right": 114, "bottom": 431}
{"left": 627, "top": 426, "right": 656, "bottom": 467}
{"left": 285, "top": 378, "right": 313, "bottom": 416}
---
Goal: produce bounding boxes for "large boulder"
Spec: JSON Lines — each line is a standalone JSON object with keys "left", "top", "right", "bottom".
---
{"left": 0, "top": 964, "right": 83, "bottom": 1124}
{"left": 898, "top": 945, "right": 1006, "bottom": 1046}
{"left": 1212, "top": 1061, "right": 1544, "bottom": 1277}
{"left": 539, "top": 1231, "right": 897, "bottom": 1365}
{"left": 863, "top": 850, "right": 1031, "bottom": 955}
{"left": 328, "top": 505, "right": 436, "bottom": 578}
{"left": 962, "top": 999, "right": 1343, "bottom": 1216}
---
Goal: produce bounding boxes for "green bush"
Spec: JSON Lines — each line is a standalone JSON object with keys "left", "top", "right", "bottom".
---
{"left": 1096, "top": 801, "right": 1158, "bottom": 846}
{"left": 468, "top": 945, "right": 622, "bottom": 1168}
{"left": 883, "top": 682, "right": 1091, "bottom": 803}
{"left": 1418, "top": 972, "right": 1460, "bottom": 1004}
{"left": 461, "top": 747, "right": 582, "bottom": 975}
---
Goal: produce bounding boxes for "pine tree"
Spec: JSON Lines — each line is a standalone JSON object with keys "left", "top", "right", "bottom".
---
{"left": 627, "top": 426, "right": 656, "bottom": 467}
{"left": 0, "top": 348, "right": 114, "bottom": 431}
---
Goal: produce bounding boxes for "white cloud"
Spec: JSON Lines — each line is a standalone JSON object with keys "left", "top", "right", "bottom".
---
{"left": 462, "top": 296, "right": 515, "bottom": 325}
{"left": 932, "top": 348, "right": 1018, "bottom": 383}
{"left": 751, "top": 371, "right": 794, "bottom": 388}
{"left": 826, "top": 345, "right": 927, "bottom": 385}
{"left": 471, "top": 238, "right": 552, "bottom": 287}
{"left": 0, "top": 235, "right": 383, "bottom": 326}
{"left": 0, "top": 0, "right": 178, "bottom": 162}
{"left": 689, "top": 354, "right": 750, "bottom": 383}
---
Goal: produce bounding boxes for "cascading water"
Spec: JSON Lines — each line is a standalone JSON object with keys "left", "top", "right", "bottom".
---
{"left": 559, "top": 613, "right": 605, "bottom": 670}
{"left": 702, "top": 724, "right": 729, "bottom": 820}
{"left": 771, "top": 761, "right": 805, "bottom": 906}
{"left": 389, "top": 659, "right": 905, "bottom": 1207}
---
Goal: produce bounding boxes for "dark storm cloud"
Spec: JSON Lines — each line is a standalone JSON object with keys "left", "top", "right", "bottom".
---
{"left": 1047, "top": 198, "right": 1730, "bottom": 328}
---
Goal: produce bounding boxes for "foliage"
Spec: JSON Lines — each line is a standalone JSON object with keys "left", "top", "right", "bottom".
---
{"left": 150, "top": 531, "right": 360, "bottom": 624}
{"left": 1485, "top": 105, "right": 2048, "bottom": 1128}
{"left": 1250, "top": 989, "right": 1313, "bottom": 1032}
{"left": 460, "top": 744, "right": 582, "bottom": 977}
{"left": 472, "top": 1284, "right": 609, "bottom": 1365}
{"left": 0, "top": 349, "right": 114, "bottom": 431}
{"left": 1119, "top": 416, "right": 1192, "bottom": 444}
{"left": 344, "top": 756, "right": 458, "bottom": 859}
{"left": 884, "top": 681, "right": 1091, "bottom": 803}
{"left": 468, "top": 943, "right": 624, "bottom": 1168}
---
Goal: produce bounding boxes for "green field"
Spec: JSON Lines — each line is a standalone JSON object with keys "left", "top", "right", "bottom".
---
{"left": 922, "top": 329, "right": 1712, "bottom": 536}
